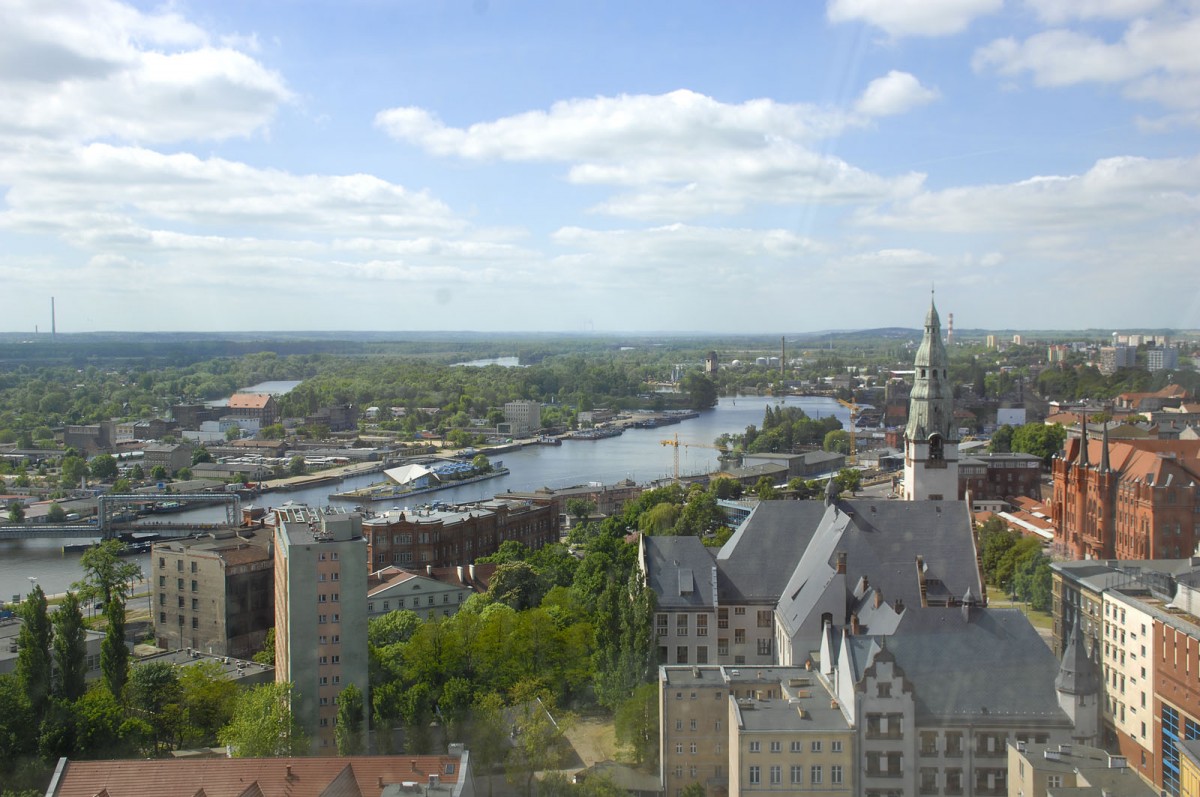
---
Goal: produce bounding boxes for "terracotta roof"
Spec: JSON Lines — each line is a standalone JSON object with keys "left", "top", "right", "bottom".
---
{"left": 51, "top": 755, "right": 464, "bottom": 797}
{"left": 1065, "top": 437, "right": 1200, "bottom": 485}
{"left": 228, "top": 393, "right": 274, "bottom": 410}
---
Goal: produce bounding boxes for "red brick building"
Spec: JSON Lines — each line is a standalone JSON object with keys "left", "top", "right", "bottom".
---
{"left": 1051, "top": 426, "right": 1200, "bottom": 560}
{"left": 362, "top": 497, "right": 557, "bottom": 570}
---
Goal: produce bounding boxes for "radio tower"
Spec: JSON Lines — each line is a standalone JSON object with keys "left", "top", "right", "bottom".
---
{"left": 946, "top": 312, "right": 954, "bottom": 346}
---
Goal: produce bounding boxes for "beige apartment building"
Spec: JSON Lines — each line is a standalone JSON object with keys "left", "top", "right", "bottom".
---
{"left": 274, "top": 505, "right": 369, "bottom": 753}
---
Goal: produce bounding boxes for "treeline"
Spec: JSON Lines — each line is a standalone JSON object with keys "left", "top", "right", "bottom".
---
{"left": 716, "top": 405, "right": 843, "bottom": 455}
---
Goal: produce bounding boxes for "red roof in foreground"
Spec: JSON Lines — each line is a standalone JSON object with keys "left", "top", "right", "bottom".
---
{"left": 51, "top": 755, "right": 465, "bottom": 797}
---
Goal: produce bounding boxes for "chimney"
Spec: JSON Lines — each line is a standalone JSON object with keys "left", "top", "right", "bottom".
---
{"left": 469, "top": 563, "right": 476, "bottom": 581}
{"left": 286, "top": 764, "right": 293, "bottom": 779}
{"left": 457, "top": 565, "right": 465, "bottom": 584}
{"left": 873, "top": 590, "right": 883, "bottom": 609}
{"left": 850, "top": 613, "right": 861, "bottom": 635}
{"left": 836, "top": 552, "right": 847, "bottom": 574}
{"left": 427, "top": 564, "right": 434, "bottom": 575}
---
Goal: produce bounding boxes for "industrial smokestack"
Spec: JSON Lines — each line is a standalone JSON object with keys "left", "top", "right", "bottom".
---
{"left": 780, "top": 336, "right": 785, "bottom": 377}
{"left": 51, "top": 297, "right": 56, "bottom": 338}
{"left": 946, "top": 312, "right": 953, "bottom": 346}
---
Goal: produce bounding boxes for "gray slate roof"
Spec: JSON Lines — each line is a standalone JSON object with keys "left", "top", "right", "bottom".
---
{"left": 848, "top": 608, "right": 1069, "bottom": 723}
{"left": 643, "top": 535, "right": 717, "bottom": 611}
{"left": 717, "top": 501, "right": 828, "bottom": 603}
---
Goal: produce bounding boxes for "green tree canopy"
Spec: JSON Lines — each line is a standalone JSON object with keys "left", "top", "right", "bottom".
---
{"left": 51, "top": 592, "right": 87, "bottom": 702}
{"left": 88, "top": 454, "right": 119, "bottom": 481}
{"left": 219, "top": 681, "right": 308, "bottom": 757}
{"left": 334, "top": 683, "right": 365, "bottom": 755}
{"left": 15, "top": 586, "right": 51, "bottom": 721}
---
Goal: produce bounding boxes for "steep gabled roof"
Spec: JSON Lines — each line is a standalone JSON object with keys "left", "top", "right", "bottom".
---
{"left": 642, "top": 535, "right": 716, "bottom": 611}
{"left": 716, "top": 501, "right": 827, "bottom": 603}
{"left": 848, "top": 608, "right": 1068, "bottom": 724}
{"left": 228, "top": 393, "right": 274, "bottom": 410}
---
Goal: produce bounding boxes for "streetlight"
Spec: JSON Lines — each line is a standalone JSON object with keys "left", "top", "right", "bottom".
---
{"left": 27, "top": 576, "right": 37, "bottom": 599}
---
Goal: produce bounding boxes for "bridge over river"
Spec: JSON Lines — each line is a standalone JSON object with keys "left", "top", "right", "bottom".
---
{"left": 0, "top": 493, "right": 241, "bottom": 541}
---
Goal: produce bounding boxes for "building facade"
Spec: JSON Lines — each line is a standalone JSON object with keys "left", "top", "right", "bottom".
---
{"left": 151, "top": 531, "right": 274, "bottom": 657}
{"left": 1051, "top": 429, "right": 1200, "bottom": 560}
{"left": 274, "top": 505, "right": 370, "bottom": 752}
{"left": 503, "top": 400, "right": 541, "bottom": 437}
{"left": 362, "top": 499, "right": 556, "bottom": 571}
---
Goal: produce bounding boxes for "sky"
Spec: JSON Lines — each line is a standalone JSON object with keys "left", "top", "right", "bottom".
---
{"left": 2, "top": 0, "right": 1199, "bottom": 334}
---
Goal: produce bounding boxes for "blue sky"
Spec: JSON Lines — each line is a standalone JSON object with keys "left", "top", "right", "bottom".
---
{"left": 2, "top": 0, "right": 1199, "bottom": 333}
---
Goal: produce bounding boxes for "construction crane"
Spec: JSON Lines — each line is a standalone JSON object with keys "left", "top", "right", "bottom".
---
{"left": 660, "top": 433, "right": 731, "bottom": 481}
{"left": 835, "top": 397, "right": 858, "bottom": 467}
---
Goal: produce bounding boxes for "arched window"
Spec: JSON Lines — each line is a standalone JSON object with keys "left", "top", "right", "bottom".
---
{"left": 928, "top": 434, "right": 944, "bottom": 461}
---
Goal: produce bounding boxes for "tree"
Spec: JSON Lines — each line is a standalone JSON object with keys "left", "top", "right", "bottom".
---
{"left": 177, "top": 660, "right": 239, "bottom": 748}
{"left": 834, "top": 468, "right": 862, "bottom": 495}
{"left": 614, "top": 683, "right": 658, "bottom": 768}
{"left": 287, "top": 455, "right": 307, "bottom": 476}
{"left": 989, "top": 424, "right": 1014, "bottom": 453}
{"left": 129, "top": 464, "right": 144, "bottom": 480}
{"left": 75, "top": 539, "right": 142, "bottom": 606}
{"left": 823, "top": 429, "right": 850, "bottom": 454}
{"left": 15, "top": 586, "right": 51, "bottom": 721}
{"left": 100, "top": 598, "right": 129, "bottom": 699}
{"left": 472, "top": 453, "right": 493, "bottom": 473}
{"left": 149, "top": 465, "right": 168, "bottom": 482}
{"left": 51, "top": 593, "right": 87, "bottom": 702}
{"left": 754, "top": 476, "right": 777, "bottom": 500}
{"left": 60, "top": 455, "right": 88, "bottom": 488}
{"left": 368, "top": 610, "right": 422, "bottom": 648}
{"left": 192, "top": 447, "right": 213, "bottom": 465}
{"left": 334, "top": 683, "right": 365, "bottom": 755}
{"left": 6, "top": 500, "right": 23, "bottom": 524}
{"left": 680, "top": 372, "right": 718, "bottom": 410}
{"left": 487, "top": 561, "right": 544, "bottom": 611}
{"left": 46, "top": 503, "right": 67, "bottom": 523}
{"left": 465, "top": 693, "right": 509, "bottom": 797}
{"left": 565, "top": 498, "right": 595, "bottom": 525}
{"left": 219, "top": 682, "right": 308, "bottom": 757}
{"left": 1010, "top": 422, "right": 1067, "bottom": 466}
{"left": 127, "top": 661, "right": 183, "bottom": 755}
{"left": 88, "top": 454, "right": 118, "bottom": 481}
{"left": 252, "top": 627, "right": 276, "bottom": 665}
{"left": 506, "top": 692, "right": 574, "bottom": 797}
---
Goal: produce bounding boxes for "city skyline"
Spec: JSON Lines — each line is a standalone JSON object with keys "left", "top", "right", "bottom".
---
{"left": 2, "top": 0, "right": 1199, "bottom": 334}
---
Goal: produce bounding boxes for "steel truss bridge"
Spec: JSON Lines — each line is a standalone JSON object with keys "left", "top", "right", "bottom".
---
{"left": 0, "top": 493, "right": 241, "bottom": 541}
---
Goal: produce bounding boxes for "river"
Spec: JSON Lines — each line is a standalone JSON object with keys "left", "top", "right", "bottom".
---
{"left": 0, "top": 395, "right": 848, "bottom": 602}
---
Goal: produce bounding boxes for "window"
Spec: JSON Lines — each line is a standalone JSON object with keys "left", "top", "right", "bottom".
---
{"left": 757, "top": 638, "right": 772, "bottom": 656}
{"left": 769, "top": 765, "right": 781, "bottom": 785}
{"left": 159, "top": 611, "right": 166, "bottom": 623}
{"left": 769, "top": 741, "right": 781, "bottom": 753}
{"left": 676, "top": 743, "right": 683, "bottom": 755}
{"left": 159, "top": 557, "right": 165, "bottom": 569}
{"left": 735, "top": 629, "right": 745, "bottom": 644}
{"left": 811, "top": 740, "right": 822, "bottom": 753}
{"left": 757, "top": 609, "right": 772, "bottom": 628}
{"left": 191, "top": 617, "right": 198, "bottom": 628}
{"left": 158, "top": 575, "right": 166, "bottom": 587}
{"left": 176, "top": 560, "right": 183, "bottom": 571}
{"left": 696, "top": 646, "right": 708, "bottom": 664}
{"left": 831, "top": 766, "right": 842, "bottom": 785}
{"left": 748, "top": 766, "right": 760, "bottom": 785}
{"left": 677, "top": 615, "right": 689, "bottom": 636}
{"left": 677, "top": 646, "right": 688, "bottom": 664}
{"left": 676, "top": 720, "right": 683, "bottom": 731}
{"left": 790, "top": 741, "right": 802, "bottom": 752}
{"left": 790, "top": 765, "right": 803, "bottom": 784}
{"left": 319, "top": 614, "right": 327, "bottom": 624}
{"left": 749, "top": 741, "right": 760, "bottom": 753}
{"left": 190, "top": 579, "right": 197, "bottom": 591}
{"left": 718, "top": 608, "right": 729, "bottom": 628}
{"left": 734, "top": 607, "right": 746, "bottom": 615}
{"left": 690, "top": 743, "right": 697, "bottom": 754}
{"left": 697, "top": 614, "right": 708, "bottom": 636}
{"left": 690, "top": 719, "right": 697, "bottom": 730}
{"left": 1047, "top": 775, "right": 1062, "bottom": 788}
{"left": 810, "top": 766, "right": 822, "bottom": 785}
{"left": 191, "top": 598, "right": 198, "bottom": 610}
{"left": 190, "top": 561, "right": 197, "bottom": 573}
{"left": 831, "top": 740, "right": 842, "bottom": 753}
{"left": 177, "top": 578, "right": 184, "bottom": 589}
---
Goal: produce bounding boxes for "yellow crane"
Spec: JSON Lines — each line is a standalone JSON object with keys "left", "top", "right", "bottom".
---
{"left": 835, "top": 397, "right": 858, "bottom": 467}
{"left": 660, "top": 433, "right": 731, "bottom": 481}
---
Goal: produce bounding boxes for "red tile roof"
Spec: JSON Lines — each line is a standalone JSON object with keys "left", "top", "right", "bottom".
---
{"left": 51, "top": 755, "right": 464, "bottom": 797}
{"left": 228, "top": 393, "right": 274, "bottom": 410}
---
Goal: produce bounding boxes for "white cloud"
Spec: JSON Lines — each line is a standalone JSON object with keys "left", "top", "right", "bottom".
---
{"left": 855, "top": 71, "right": 941, "bottom": 116}
{"left": 974, "top": 9, "right": 1200, "bottom": 116}
{"left": 1025, "top": 0, "right": 1164, "bottom": 24}
{"left": 826, "top": 0, "right": 1003, "bottom": 37}
{"left": 0, "top": 0, "right": 290, "bottom": 144}
{"left": 856, "top": 153, "right": 1200, "bottom": 236}
{"left": 378, "top": 90, "right": 923, "bottom": 220}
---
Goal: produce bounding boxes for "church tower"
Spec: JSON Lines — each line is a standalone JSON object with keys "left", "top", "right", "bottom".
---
{"left": 904, "top": 296, "right": 959, "bottom": 500}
